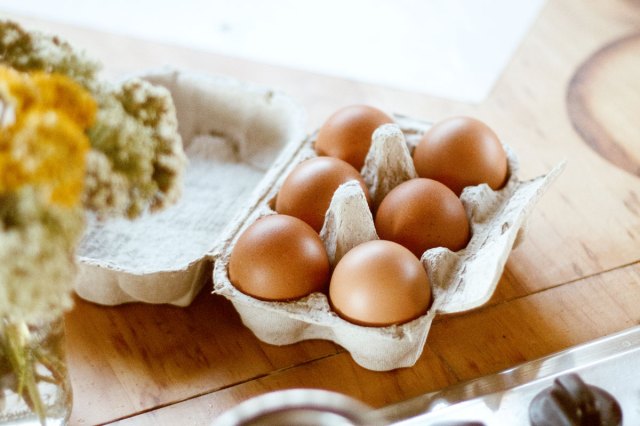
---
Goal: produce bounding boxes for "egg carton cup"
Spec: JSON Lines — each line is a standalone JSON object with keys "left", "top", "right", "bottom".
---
{"left": 214, "top": 117, "right": 565, "bottom": 371}
{"left": 74, "top": 68, "right": 307, "bottom": 306}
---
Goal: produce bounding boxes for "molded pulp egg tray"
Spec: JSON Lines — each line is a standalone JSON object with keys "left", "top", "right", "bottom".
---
{"left": 75, "top": 69, "right": 564, "bottom": 371}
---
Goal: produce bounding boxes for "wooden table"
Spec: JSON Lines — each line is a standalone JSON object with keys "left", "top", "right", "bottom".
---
{"left": 5, "top": 0, "right": 640, "bottom": 424}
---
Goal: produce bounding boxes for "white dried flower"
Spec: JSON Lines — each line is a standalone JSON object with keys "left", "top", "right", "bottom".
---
{"left": 82, "top": 150, "right": 130, "bottom": 217}
{"left": 0, "top": 188, "right": 83, "bottom": 323}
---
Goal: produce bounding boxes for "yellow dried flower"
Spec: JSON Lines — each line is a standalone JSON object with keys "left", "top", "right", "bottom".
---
{"left": 0, "top": 65, "right": 95, "bottom": 207}
{"left": 31, "top": 71, "right": 96, "bottom": 129}
{"left": 8, "top": 110, "right": 90, "bottom": 206}
{"left": 0, "top": 65, "right": 37, "bottom": 118}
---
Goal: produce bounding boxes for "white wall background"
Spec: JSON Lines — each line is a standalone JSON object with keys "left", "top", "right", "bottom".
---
{"left": 0, "top": 0, "right": 545, "bottom": 103}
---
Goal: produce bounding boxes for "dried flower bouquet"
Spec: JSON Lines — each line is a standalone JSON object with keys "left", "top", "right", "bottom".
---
{"left": 0, "top": 20, "right": 186, "bottom": 423}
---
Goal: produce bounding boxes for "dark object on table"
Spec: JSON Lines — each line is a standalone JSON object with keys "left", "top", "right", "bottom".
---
{"left": 529, "top": 373, "right": 622, "bottom": 426}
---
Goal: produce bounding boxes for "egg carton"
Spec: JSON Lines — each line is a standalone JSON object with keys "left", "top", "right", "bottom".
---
{"left": 74, "top": 68, "right": 307, "bottom": 306}
{"left": 73, "top": 68, "right": 564, "bottom": 371}
{"left": 213, "top": 118, "right": 565, "bottom": 372}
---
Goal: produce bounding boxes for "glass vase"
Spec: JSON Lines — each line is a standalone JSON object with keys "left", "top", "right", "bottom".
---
{"left": 0, "top": 317, "right": 72, "bottom": 425}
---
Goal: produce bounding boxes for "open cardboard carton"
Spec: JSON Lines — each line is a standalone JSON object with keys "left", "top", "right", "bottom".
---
{"left": 75, "top": 69, "right": 564, "bottom": 371}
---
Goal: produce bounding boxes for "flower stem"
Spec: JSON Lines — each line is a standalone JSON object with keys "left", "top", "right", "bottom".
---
{"left": 1, "top": 319, "right": 47, "bottom": 425}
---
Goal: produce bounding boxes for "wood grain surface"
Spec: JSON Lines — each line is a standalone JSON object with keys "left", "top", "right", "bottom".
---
{"left": 567, "top": 32, "right": 640, "bottom": 179}
{"left": 3, "top": 0, "right": 640, "bottom": 424}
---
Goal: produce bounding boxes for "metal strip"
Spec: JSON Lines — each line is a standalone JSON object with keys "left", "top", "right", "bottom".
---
{"left": 374, "top": 325, "right": 640, "bottom": 425}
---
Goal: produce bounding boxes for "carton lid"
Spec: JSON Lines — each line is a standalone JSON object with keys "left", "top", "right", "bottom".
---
{"left": 74, "top": 68, "right": 307, "bottom": 306}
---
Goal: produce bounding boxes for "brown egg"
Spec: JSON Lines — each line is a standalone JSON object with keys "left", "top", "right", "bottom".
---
{"left": 228, "top": 214, "right": 330, "bottom": 301}
{"left": 412, "top": 116, "right": 508, "bottom": 196}
{"left": 329, "top": 240, "right": 431, "bottom": 327}
{"left": 375, "top": 178, "right": 470, "bottom": 257}
{"left": 275, "top": 156, "right": 371, "bottom": 233}
{"left": 314, "top": 105, "right": 394, "bottom": 170}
